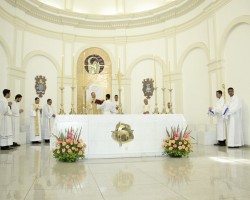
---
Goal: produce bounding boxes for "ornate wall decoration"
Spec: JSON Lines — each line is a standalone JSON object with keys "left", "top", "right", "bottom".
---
{"left": 111, "top": 122, "right": 134, "bottom": 146}
{"left": 35, "top": 75, "right": 47, "bottom": 97}
{"left": 142, "top": 78, "right": 154, "bottom": 99}
{"left": 84, "top": 54, "right": 105, "bottom": 74}
{"left": 77, "top": 47, "right": 112, "bottom": 114}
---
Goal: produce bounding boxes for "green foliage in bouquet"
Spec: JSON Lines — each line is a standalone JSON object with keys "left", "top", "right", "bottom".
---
{"left": 162, "top": 126, "right": 193, "bottom": 157}
{"left": 52, "top": 128, "right": 87, "bottom": 162}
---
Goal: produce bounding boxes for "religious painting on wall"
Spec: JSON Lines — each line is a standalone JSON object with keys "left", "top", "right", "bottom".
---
{"left": 142, "top": 78, "right": 154, "bottom": 99}
{"left": 35, "top": 75, "right": 47, "bottom": 97}
{"left": 84, "top": 54, "right": 105, "bottom": 74}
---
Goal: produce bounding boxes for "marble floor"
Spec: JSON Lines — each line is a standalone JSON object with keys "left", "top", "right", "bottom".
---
{"left": 0, "top": 144, "right": 250, "bottom": 200}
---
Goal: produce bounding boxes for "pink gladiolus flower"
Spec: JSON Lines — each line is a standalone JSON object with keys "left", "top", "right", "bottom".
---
{"left": 184, "top": 132, "right": 190, "bottom": 138}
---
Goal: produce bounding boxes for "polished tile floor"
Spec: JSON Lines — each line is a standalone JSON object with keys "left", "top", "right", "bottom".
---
{"left": 0, "top": 144, "right": 250, "bottom": 200}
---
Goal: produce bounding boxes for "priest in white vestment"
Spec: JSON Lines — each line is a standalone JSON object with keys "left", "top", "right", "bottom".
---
{"left": 0, "top": 89, "right": 13, "bottom": 150}
{"left": 99, "top": 94, "right": 117, "bottom": 114}
{"left": 143, "top": 98, "right": 150, "bottom": 114}
{"left": 30, "top": 97, "right": 42, "bottom": 144}
{"left": 223, "top": 87, "right": 244, "bottom": 148}
{"left": 208, "top": 90, "right": 226, "bottom": 146}
{"left": 42, "top": 99, "right": 56, "bottom": 143}
{"left": 11, "top": 94, "right": 23, "bottom": 147}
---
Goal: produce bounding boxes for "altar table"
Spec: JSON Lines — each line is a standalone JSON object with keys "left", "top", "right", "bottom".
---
{"left": 51, "top": 114, "right": 186, "bottom": 158}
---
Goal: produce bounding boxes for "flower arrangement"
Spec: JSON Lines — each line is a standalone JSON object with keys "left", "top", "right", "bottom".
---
{"left": 52, "top": 128, "right": 87, "bottom": 162}
{"left": 162, "top": 126, "right": 192, "bottom": 157}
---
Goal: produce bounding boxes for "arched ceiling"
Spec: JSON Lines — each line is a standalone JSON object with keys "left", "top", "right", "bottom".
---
{"left": 5, "top": 0, "right": 206, "bottom": 29}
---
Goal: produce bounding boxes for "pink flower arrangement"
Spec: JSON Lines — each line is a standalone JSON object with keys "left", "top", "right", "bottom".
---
{"left": 52, "top": 128, "right": 87, "bottom": 162}
{"left": 162, "top": 126, "right": 193, "bottom": 157}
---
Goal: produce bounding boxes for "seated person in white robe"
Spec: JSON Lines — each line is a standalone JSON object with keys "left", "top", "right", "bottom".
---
{"left": 99, "top": 94, "right": 117, "bottom": 114}
{"left": 0, "top": 89, "right": 13, "bottom": 150}
{"left": 30, "top": 97, "right": 42, "bottom": 144}
{"left": 42, "top": 99, "right": 56, "bottom": 143}
{"left": 223, "top": 87, "right": 244, "bottom": 148}
{"left": 11, "top": 94, "right": 23, "bottom": 147}
{"left": 208, "top": 90, "right": 226, "bottom": 146}
{"left": 143, "top": 98, "right": 150, "bottom": 114}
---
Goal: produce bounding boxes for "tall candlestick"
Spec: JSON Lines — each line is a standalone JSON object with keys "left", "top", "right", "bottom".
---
{"left": 118, "top": 58, "right": 121, "bottom": 88}
{"left": 153, "top": 57, "right": 159, "bottom": 114}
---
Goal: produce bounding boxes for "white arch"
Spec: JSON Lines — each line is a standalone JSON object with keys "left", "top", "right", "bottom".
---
{"left": 0, "top": 36, "right": 12, "bottom": 68}
{"left": 126, "top": 55, "right": 166, "bottom": 79}
{"left": 219, "top": 15, "right": 250, "bottom": 59}
{"left": 22, "top": 50, "right": 60, "bottom": 73}
{"left": 178, "top": 42, "right": 209, "bottom": 73}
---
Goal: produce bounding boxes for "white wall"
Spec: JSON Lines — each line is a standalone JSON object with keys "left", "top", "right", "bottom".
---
{"left": 24, "top": 55, "right": 58, "bottom": 136}
{"left": 0, "top": 44, "right": 8, "bottom": 92}
{"left": 224, "top": 24, "right": 250, "bottom": 145}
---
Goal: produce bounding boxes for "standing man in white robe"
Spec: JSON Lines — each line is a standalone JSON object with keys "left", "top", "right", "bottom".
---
{"left": 30, "top": 97, "right": 42, "bottom": 144}
{"left": 0, "top": 89, "right": 13, "bottom": 150}
{"left": 223, "top": 87, "right": 244, "bottom": 148}
{"left": 113, "top": 95, "right": 119, "bottom": 111}
{"left": 143, "top": 98, "right": 150, "bottom": 114}
{"left": 11, "top": 94, "right": 23, "bottom": 147}
{"left": 99, "top": 94, "right": 117, "bottom": 114}
{"left": 42, "top": 99, "right": 56, "bottom": 143}
{"left": 209, "top": 90, "right": 226, "bottom": 146}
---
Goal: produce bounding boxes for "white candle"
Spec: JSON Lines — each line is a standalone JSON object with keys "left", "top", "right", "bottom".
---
{"left": 61, "top": 55, "right": 64, "bottom": 88}
{"left": 168, "top": 61, "right": 172, "bottom": 89}
{"left": 118, "top": 58, "right": 121, "bottom": 88}
{"left": 154, "top": 57, "right": 156, "bottom": 88}
{"left": 72, "top": 54, "right": 74, "bottom": 86}
{"left": 162, "top": 62, "right": 164, "bottom": 88}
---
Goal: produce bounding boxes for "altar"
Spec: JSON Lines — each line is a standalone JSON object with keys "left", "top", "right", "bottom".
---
{"left": 51, "top": 114, "right": 186, "bottom": 158}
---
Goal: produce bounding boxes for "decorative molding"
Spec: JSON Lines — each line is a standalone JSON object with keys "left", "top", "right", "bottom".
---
{"left": 5, "top": 0, "right": 204, "bottom": 29}
{"left": 0, "top": 0, "right": 231, "bottom": 43}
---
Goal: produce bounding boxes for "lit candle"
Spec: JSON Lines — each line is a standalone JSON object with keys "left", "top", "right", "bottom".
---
{"left": 72, "top": 54, "right": 75, "bottom": 86}
{"left": 168, "top": 61, "right": 172, "bottom": 89}
{"left": 61, "top": 55, "right": 64, "bottom": 88}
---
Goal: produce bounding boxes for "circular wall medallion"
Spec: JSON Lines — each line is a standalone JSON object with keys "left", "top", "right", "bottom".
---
{"left": 84, "top": 54, "right": 105, "bottom": 74}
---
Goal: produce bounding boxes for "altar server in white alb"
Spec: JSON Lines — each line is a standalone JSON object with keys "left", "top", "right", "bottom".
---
{"left": 99, "top": 94, "right": 117, "bottom": 114}
{"left": 30, "top": 97, "right": 42, "bottom": 144}
{"left": 143, "top": 98, "right": 150, "bottom": 114}
{"left": 42, "top": 99, "right": 56, "bottom": 143}
{"left": 0, "top": 89, "right": 13, "bottom": 150}
{"left": 113, "top": 95, "right": 119, "bottom": 111}
{"left": 208, "top": 90, "right": 226, "bottom": 146}
{"left": 11, "top": 94, "right": 23, "bottom": 147}
{"left": 223, "top": 87, "right": 244, "bottom": 148}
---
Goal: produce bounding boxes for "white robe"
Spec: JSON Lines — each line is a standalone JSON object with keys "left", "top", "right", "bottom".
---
{"left": 143, "top": 104, "right": 150, "bottom": 114}
{"left": 211, "top": 97, "right": 226, "bottom": 141}
{"left": 11, "top": 101, "right": 21, "bottom": 143}
{"left": 30, "top": 104, "right": 42, "bottom": 142}
{"left": 224, "top": 95, "right": 244, "bottom": 147}
{"left": 99, "top": 100, "right": 117, "bottom": 114}
{"left": 0, "top": 97, "right": 13, "bottom": 146}
{"left": 42, "top": 104, "right": 55, "bottom": 140}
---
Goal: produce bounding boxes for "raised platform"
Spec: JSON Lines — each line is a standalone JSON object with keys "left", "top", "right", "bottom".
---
{"left": 51, "top": 114, "right": 186, "bottom": 158}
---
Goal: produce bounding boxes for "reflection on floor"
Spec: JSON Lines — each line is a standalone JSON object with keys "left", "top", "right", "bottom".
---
{"left": 0, "top": 144, "right": 250, "bottom": 200}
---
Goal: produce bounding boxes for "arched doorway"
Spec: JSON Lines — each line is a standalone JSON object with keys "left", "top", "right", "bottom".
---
{"left": 77, "top": 47, "right": 112, "bottom": 114}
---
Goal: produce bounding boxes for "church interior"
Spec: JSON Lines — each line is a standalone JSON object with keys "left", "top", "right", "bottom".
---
{"left": 0, "top": 0, "right": 250, "bottom": 199}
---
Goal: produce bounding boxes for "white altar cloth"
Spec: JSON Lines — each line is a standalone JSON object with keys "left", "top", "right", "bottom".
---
{"left": 51, "top": 114, "right": 186, "bottom": 158}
